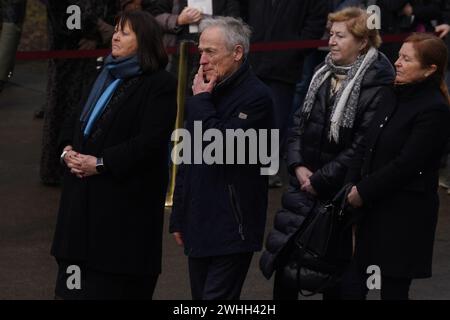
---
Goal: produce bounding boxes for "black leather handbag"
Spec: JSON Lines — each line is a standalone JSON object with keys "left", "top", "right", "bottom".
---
{"left": 279, "top": 184, "right": 354, "bottom": 296}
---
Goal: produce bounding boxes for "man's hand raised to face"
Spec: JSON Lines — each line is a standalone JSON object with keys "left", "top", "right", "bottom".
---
{"left": 192, "top": 65, "right": 217, "bottom": 95}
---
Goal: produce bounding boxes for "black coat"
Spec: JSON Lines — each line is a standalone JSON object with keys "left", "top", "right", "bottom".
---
{"left": 51, "top": 69, "right": 177, "bottom": 276}
{"left": 247, "top": 0, "right": 329, "bottom": 85}
{"left": 260, "top": 52, "right": 396, "bottom": 279}
{"left": 169, "top": 60, "right": 273, "bottom": 257}
{"left": 347, "top": 77, "right": 450, "bottom": 279}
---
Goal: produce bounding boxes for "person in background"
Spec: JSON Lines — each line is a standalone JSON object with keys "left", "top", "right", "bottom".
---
{"left": 435, "top": 24, "right": 450, "bottom": 38}
{"left": 35, "top": 0, "right": 131, "bottom": 120}
{"left": 435, "top": 0, "right": 450, "bottom": 195}
{"left": 246, "top": 0, "right": 328, "bottom": 188}
{"left": 0, "top": 0, "right": 27, "bottom": 93}
{"left": 143, "top": 0, "right": 240, "bottom": 76}
{"left": 260, "top": 7, "right": 396, "bottom": 300}
{"left": 40, "top": 0, "right": 119, "bottom": 185}
{"left": 373, "top": 0, "right": 442, "bottom": 64}
{"left": 51, "top": 11, "right": 177, "bottom": 299}
{"left": 170, "top": 16, "right": 273, "bottom": 300}
{"left": 346, "top": 33, "right": 450, "bottom": 300}
{"left": 435, "top": 0, "right": 450, "bottom": 38}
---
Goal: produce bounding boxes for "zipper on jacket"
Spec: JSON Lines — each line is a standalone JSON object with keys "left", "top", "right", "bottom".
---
{"left": 227, "top": 184, "right": 246, "bottom": 241}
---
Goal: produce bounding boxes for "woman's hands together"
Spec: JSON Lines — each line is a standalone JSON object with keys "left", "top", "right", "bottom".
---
{"left": 347, "top": 185, "right": 363, "bottom": 208}
{"left": 294, "top": 166, "right": 364, "bottom": 207}
{"left": 62, "top": 146, "right": 98, "bottom": 178}
{"left": 295, "top": 166, "right": 317, "bottom": 196}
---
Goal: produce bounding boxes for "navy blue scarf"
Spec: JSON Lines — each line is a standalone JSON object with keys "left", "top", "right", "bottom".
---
{"left": 80, "top": 54, "right": 142, "bottom": 137}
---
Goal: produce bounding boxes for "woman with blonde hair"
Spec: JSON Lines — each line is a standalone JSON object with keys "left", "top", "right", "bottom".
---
{"left": 260, "top": 7, "right": 396, "bottom": 300}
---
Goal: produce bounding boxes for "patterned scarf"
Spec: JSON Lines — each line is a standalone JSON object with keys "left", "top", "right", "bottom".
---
{"left": 299, "top": 47, "right": 378, "bottom": 143}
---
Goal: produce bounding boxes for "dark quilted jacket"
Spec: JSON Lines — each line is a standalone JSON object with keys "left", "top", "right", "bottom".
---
{"left": 260, "top": 52, "right": 396, "bottom": 279}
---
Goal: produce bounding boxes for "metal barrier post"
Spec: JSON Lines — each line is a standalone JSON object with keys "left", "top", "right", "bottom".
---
{"left": 165, "top": 41, "right": 190, "bottom": 207}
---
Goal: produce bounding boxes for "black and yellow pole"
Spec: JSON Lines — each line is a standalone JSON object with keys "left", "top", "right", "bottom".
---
{"left": 165, "top": 41, "right": 189, "bottom": 207}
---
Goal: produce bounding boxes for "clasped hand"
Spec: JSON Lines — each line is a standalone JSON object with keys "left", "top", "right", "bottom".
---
{"left": 295, "top": 166, "right": 317, "bottom": 196}
{"left": 347, "top": 185, "right": 363, "bottom": 208}
{"left": 63, "top": 147, "right": 98, "bottom": 178}
{"left": 295, "top": 166, "right": 363, "bottom": 207}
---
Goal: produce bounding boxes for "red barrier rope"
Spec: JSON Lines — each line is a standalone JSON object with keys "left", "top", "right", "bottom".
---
{"left": 15, "top": 33, "right": 411, "bottom": 61}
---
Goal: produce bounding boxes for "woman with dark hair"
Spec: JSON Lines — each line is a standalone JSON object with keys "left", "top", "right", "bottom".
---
{"left": 346, "top": 33, "right": 450, "bottom": 300}
{"left": 50, "top": 10, "right": 177, "bottom": 300}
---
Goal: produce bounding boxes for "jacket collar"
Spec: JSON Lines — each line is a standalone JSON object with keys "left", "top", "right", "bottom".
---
{"left": 394, "top": 75, "right": 440, "bottom": 100}
{"left": 213, "top": 58, "right": 251, "bottom": 95}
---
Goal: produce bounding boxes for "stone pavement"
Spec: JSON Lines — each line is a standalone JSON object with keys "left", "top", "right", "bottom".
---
{"left": 0, "top": 61, "right": 449, "bottom": 300}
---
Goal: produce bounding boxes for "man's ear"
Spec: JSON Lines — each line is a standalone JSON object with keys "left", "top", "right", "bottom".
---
{"left": 234, "top": 45, "right": 244, "bottom": 62}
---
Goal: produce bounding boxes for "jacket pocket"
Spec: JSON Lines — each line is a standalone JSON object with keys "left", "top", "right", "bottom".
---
{"left": 227, "top": 184, "right": 246, "bottom": 241}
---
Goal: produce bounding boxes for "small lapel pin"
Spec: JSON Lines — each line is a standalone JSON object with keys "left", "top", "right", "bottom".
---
{"left": 238, "top": 112, "right": 248, "bottom": 120}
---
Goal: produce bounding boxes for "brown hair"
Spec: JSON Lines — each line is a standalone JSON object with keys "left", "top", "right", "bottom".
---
{"left": 116, "top": 10, "right": 168, "bottom": 72}
{"left": 404, "top": 33, "right": 450, "bottom": 105}
{"left": 328, "top": 7, "right": 382, "bottom": 54}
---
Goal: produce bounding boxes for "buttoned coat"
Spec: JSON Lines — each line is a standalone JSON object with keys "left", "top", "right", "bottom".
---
{"left": 348, "top": 77, "right": 450, "bottom": 278}
{"left": 51, "top": 69, "right": 177, "bottom": 276}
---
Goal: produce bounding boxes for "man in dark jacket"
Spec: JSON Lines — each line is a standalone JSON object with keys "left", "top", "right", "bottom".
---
{"left": 170, "top": 16, "right": 273, "bottom": 300}
{"left": 246, "top": 0, "right": 328, "bottom": 187}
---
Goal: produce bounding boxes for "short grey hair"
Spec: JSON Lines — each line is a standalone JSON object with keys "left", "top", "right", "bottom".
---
{"left": 199, "top": 16, "right": 252, "bottom": 55}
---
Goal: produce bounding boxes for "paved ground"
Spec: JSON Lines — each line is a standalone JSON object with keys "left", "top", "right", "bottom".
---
{"left": 0, "top": 60, "right": 449, "bottom": 300}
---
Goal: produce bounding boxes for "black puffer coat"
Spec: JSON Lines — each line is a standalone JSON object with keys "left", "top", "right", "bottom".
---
{"left": 260, "top": 52, "right": 396, "bottom": 279}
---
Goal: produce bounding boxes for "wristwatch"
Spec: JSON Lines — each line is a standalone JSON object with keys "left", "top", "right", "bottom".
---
{"left": 96, "top": 157, "right": 105, "bottom": 174}
{"left": 60, "top": 150, "right": 69, "bottom": 165}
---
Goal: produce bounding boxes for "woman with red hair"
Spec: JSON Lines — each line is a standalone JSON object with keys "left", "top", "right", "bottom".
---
{"left": 347, "top": 33, "right": 450, "bottom": 300}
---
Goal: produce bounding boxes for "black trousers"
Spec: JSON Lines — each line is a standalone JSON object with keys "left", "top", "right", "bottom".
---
{"left": 188, "top": 252, "right": 253, "bottom": 300}
{"left": 380, "top": 276, "right": 412, "bottom": 300}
